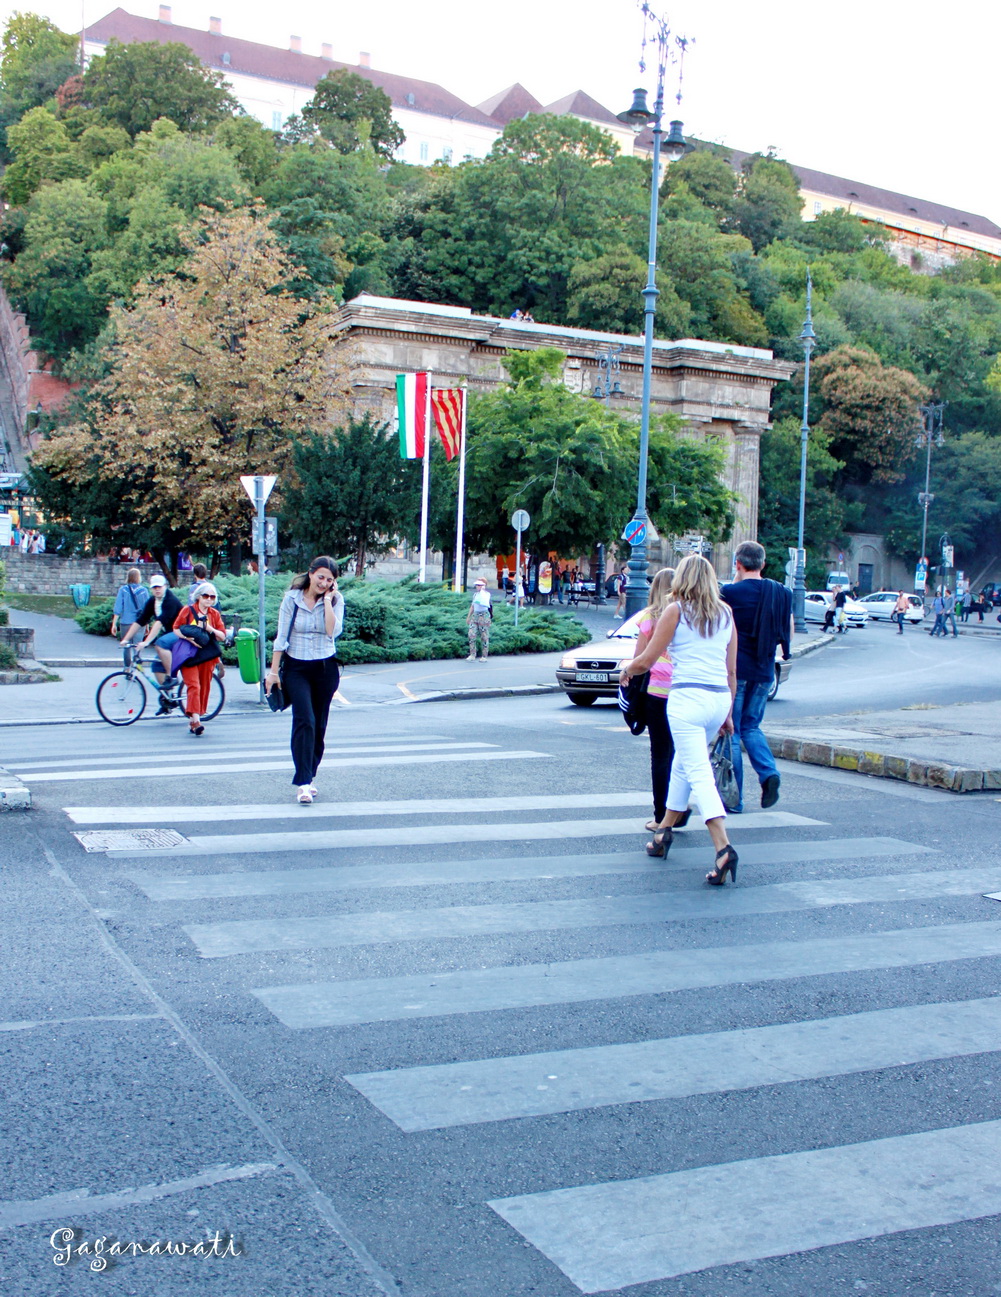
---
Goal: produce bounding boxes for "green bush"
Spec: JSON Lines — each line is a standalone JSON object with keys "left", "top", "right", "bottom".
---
{"left": 0, "top": 605, "right": 8, "bottom": 627}
{"left": 74, "top": 574, "right": 591, "bottom": 663}
{"left": 75, "top": 598, "right": 115, "bottom": 636}
{"left": 0, "top": 643, "right": 18, "bottom": 669}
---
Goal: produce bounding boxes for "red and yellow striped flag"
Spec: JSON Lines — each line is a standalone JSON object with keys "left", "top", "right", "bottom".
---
{"left": 431, "top": 388, "right": 465, "bottom": 461}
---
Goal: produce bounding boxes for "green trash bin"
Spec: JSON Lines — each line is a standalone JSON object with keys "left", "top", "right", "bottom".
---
{"left": 235, "top": 627, "right": 261, "bottom": 684}
{"left": 69, "top": 583, "right": 91, "bottom": 608}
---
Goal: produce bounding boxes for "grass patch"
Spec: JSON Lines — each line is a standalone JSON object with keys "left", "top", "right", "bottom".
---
{"left": 4, "top": 593, "right": 78, "bottom": 619}
{"left": 0, "top": 644, "right": 19, "bottom": 669}
{"left": 77, "top": 576, "right": 592, "bottom": 663}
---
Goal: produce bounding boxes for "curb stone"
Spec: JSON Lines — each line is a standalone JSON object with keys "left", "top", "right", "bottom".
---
{"left": 0, "top": 765, "right": 31, "bottom": 810}
{"left": 765, "top": 731, "right": 1001, "bottom": 794}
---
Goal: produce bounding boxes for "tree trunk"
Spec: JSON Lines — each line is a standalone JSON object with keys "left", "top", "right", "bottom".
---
{"left": 229, "top": 537, "right": 243, "bottom": 576}
{"left": 151, "top": 547, "right": 173, "bottom": 585}
{"left": 355, "top": 539, "right": 367, "bottom": 579}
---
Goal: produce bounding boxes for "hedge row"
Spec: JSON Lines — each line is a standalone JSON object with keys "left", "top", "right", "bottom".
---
{"left": 76, "top": 574, "right": 592, "bottom": 663}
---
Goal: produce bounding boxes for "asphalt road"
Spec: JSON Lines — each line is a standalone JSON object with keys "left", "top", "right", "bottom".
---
{"left": 770, "top": 615, "right": 1001, "bottom": 720}
{"left": 3, "top": 682, "right": 1001, "bottom": 1296}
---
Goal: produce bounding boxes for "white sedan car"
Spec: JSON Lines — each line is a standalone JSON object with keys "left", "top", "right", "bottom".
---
{"left": 854, "top": 591, "right": 925, "bottom": 623}
{"left": 804, "top": 590, "right": 868, "bottom": 627}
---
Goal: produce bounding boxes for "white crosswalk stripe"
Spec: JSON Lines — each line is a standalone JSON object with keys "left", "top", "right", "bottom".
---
{"left": 49, "top": 760, "right": 1001, "bottom": 1290}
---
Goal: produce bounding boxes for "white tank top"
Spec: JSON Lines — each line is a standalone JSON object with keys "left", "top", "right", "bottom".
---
{"left": 670, "top": 605, "right": 732, "bottom": 687}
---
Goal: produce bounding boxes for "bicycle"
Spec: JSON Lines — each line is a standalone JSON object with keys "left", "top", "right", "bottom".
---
{"left": 96, "top": 646, "right": 225, "bottom": 726}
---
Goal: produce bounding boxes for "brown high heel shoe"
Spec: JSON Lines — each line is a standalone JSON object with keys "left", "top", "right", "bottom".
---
{"left": 646, "top": 826, "right": 673, "bottom": 858}
{"left": 706, "top": 844, "right": 738, "bottom": 885}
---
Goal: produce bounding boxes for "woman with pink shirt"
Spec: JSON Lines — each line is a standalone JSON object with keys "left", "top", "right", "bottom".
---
{"left": 634, "top": 567, "right": 689, "bottom": 833}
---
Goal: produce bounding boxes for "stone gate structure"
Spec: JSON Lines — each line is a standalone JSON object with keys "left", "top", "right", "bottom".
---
{"left": 330, "top": 295, "right": 795, "bottom": 575}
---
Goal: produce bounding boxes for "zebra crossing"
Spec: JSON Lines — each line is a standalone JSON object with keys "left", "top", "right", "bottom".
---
{"left": 38, "top": 736, "right": 1001, "bottom": 1293}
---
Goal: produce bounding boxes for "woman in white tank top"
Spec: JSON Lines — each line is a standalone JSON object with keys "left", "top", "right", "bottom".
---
{"left": 622, "top": 555, "right": 739, "bottom": 885}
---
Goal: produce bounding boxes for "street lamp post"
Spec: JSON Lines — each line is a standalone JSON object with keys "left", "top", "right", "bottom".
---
{"left": 618, "top": 11, "right": 687, "bottom": 620}
{"left": 917, "top": 400, "right": 945, "bottom": 598}
{"left": 793, "top": 270, "right": 816, "bottom": 634}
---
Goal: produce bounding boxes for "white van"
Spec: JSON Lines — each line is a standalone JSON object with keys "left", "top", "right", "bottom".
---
{"left": 826, "top": 571, "right": 851, "bottom": 592}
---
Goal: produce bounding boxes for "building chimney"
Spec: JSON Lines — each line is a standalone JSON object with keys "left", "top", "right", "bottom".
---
{"left": 289, "top": 34, "right": 302, "bottom": 53}
{"left": 209, "top": 16, "right": 221, "bottom": 34}
{"left": 158, "top": 4, "right": 171, "bottom": 21}
{"left": 359, "top": 51, "right": 371, "bottom": 68}
{"left": 321, "top": 42, "right": 333, "bottom": 59}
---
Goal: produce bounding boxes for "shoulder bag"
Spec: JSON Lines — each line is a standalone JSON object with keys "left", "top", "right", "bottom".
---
{"left": 617, "top": 670, "right": 650, "bottom": 736}
{"left": 709, "top": 733, "right": 741, "bottom": 812}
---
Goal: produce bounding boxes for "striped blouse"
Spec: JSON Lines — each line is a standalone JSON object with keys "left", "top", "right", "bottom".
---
{"left": 273, "top": 590, "right": 345, "bottom": 660}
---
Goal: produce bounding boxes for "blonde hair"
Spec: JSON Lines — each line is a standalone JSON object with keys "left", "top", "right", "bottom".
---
{"left": 671, "top": 554, "right": 727, "bottom": 637}
{"left": 641, "top": 567, "right": 675, "bottom": 625}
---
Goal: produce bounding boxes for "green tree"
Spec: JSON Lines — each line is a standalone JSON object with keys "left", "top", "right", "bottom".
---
{"left": 1, "top": 104, "right": 86, "bottom": 203}
{"left": 281, "top": 416, "right": 421, "bottom": 574}
{"left": 663, "top": 149, "right": 736, "bottom": 226}
{"left": 757, "top": 416, "right": 860, "bottom": 577}
{"left": 300, "top": 68, "right": 404, "bottom": 160}
{"left": 732, "top": 154, "right": 803, "bottom": 251}
{"left": 815, "top": 345, "right": 928, "bottom": 484}
{"left": 82, "top": 39, "right": 237, "bottom": 137}
{"left": 567, "top": 248, "right": 690, "bottom": 336}
{"left": 0, "top": 12, "right": 79, "bottom": 156}
{"left": 2, "top": 178, "right": 108, "bottom": 353}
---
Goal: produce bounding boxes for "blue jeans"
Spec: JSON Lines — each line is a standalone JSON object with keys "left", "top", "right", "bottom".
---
{"left": 731, "top": 678, "right": 778, "bottom": 812}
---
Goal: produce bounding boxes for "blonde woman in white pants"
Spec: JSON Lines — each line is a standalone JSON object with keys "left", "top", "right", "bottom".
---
{"left": 621, "top": 554, "right": 739, "bottom": 885}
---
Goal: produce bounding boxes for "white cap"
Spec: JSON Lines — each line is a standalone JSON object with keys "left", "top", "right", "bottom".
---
{"left": 149, "top": 574, "right": 168, "bottom": 587}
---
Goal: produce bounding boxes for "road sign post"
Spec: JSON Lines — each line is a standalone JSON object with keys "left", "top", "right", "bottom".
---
{"left": 240, "top": 475, "right": 277, "bottom": 702}
{"left": 511, "top": 509, "right": 530, "bottom": 627}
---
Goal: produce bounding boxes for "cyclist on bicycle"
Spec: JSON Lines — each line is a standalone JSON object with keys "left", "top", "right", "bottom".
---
{"left": 120, "top": 573, "right": 184, "bottom": 714}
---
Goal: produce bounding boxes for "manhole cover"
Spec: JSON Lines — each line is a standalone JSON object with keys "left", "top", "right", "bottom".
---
{"left": 73, "top": 829, "right": 189, "bottom": 853}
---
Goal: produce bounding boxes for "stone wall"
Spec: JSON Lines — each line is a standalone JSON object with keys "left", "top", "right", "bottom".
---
{"left": 2, "top": 551, "right": 164, "bottom": 597}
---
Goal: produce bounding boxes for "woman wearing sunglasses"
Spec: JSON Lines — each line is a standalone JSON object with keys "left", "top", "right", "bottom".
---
{"left": 173, "top": 582, "right": 226, "bottom": 735}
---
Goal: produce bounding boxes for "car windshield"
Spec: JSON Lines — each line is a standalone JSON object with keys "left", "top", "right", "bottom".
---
{"left": 608, "top": 612, "right": 642, "bottom": 640}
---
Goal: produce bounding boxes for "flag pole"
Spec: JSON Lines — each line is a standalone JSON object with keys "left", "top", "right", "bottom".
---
{"left": 453, "top": 385, "right": 468, "bottom": 592}
{"left": 418, "top": 371, "right": 432, "bottom": 583}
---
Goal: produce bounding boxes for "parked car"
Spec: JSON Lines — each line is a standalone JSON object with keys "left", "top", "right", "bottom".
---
{"left": 855, "top": 591, "right": 925, "bottom": 623}
{"left": 556, "top": 612, "right": 792, "bottom": 705}
{"left": 803, "top": 590, "right": 868, "bottom": 628}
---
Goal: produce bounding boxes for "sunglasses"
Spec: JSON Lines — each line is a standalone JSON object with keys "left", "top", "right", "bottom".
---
{"left": 199, "top": 594, "right": 217, "bottom": 601}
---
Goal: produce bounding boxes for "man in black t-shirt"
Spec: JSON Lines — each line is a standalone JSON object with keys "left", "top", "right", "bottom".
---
{"left": 721, "top": 541, "right": 793, "bottom": 812}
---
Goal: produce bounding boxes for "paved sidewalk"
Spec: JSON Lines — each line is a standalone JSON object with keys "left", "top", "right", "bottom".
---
{"left": 765, "top": 700, "right": 1001, "bottom": 794}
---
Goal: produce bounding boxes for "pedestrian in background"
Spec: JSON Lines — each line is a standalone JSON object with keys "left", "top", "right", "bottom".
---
{"left": 721, "top": 540, "right": 792, "bottom": 812}
{"left": 187, "top": 563, "right": 209, "bottom": 602}
{"left": 893, "top": 591, "right": 910, "bottom": 634}
{"left": 941, "top": 587, "right": 959, "bottom": 637}
{"left": 930, "top": 590, "right": 946, "bottom": 636}
{"left": 615, "top": 566, "right": 628, "bottom": 617}
{"left": 622, "top": 554, "right": 739, "bottom": 886}
{"left": 173, "top": 582, "right": 225, "bottom": 735}
{"left": 466, "top": 578, "right": 492, "bottom": 661}
{"left": 110, "top": 567, "right": 150, "bottom": 639}
{"left": 266, "top": 556, "right": 344, "bottom": 804}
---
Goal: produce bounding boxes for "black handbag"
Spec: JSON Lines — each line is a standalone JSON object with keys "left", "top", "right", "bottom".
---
{"left": 266, "top": 603, "right": 298, "bottom": 712}
{"left": 617, "top": 670, "right": 650, "bottom": 735}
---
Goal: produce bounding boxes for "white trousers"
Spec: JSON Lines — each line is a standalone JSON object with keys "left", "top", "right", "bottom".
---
{"left": 666, "top": 687, "right": 732, "bottom": 822}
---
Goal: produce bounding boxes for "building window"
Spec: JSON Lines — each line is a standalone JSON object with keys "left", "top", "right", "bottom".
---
{"left": 442, "top": 146, "right": 453, "bottom": 164}
{"left": 272, "top": 111, "right": 283, "bottom": 130}
{"left": 813, "top": 201, "right": 822, "bottom": 215}
{"left": 419, "top": 141, "right": 429, "bottom": 163}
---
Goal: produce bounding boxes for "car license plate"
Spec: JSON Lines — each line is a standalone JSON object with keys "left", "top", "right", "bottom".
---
{"left": 575, "top": 671, "right": 609, "bottom": 683}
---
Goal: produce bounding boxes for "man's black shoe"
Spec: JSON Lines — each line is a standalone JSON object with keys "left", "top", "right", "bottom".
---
{"left": 761, "top": 774, "right": 781, "bottom": 809}
{"left": 155, "top": 699, "right": 171, "bottom": 716}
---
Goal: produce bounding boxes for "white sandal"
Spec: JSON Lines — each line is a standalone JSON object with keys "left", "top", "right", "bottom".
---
{"left": 297, "top": 787, "right": 313, "bottom": 804}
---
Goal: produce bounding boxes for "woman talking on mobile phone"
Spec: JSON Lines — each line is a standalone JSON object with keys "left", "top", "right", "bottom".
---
{"left": 265, "top": 556, "right": 345, "bottom": 804}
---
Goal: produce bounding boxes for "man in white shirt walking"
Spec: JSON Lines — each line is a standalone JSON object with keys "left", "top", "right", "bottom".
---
{"left": 466, "top": 578, "right": 492, "bottom": 661}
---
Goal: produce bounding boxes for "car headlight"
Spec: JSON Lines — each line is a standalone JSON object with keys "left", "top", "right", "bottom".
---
{"left": 560, "top": 655, "right": 576, "bottom": 669}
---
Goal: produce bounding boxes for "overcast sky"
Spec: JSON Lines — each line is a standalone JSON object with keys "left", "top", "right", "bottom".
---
{"left": 8, "top": 0, "right": 999, "bottom": 223}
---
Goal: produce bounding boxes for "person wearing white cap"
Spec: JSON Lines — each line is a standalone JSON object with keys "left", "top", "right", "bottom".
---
{"left": 121, "top": 572, "right": 184, "bottom": 710}
{"left": 466, "top": 578, "right": 492, "bottom": 661}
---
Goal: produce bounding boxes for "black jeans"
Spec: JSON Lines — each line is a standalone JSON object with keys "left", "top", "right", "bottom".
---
{"left": 646, "top": 695, "right": 675, "bottom": 822}
{"left": 282, "top": 655, "right": 340, "bottom": 786}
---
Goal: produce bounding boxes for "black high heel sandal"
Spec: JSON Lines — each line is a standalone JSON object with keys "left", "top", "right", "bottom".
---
{"left": 706, "top": 844, "right": 738, "bottom": 886}
{"left": 646, "top": 826, "right": 673, "bottom": 858}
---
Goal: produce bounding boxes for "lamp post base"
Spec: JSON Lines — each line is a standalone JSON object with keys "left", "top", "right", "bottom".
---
{"left": 623, "top": 540, "right": 649, "bottom": 621}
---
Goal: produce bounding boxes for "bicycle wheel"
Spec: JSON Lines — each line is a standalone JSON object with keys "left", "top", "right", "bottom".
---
{"left": 96, "top": 671, "right": 147, "bottom": 725}
{"left": 178, "top": 673, "right": 224, "bottom": 722}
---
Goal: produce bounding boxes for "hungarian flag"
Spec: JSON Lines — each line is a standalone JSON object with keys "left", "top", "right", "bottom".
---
{"left": 396, "top": 372, "right": 428, "bottom": 459}
{"left": 431, "top": 388, "right": 465, "bottom": 461}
